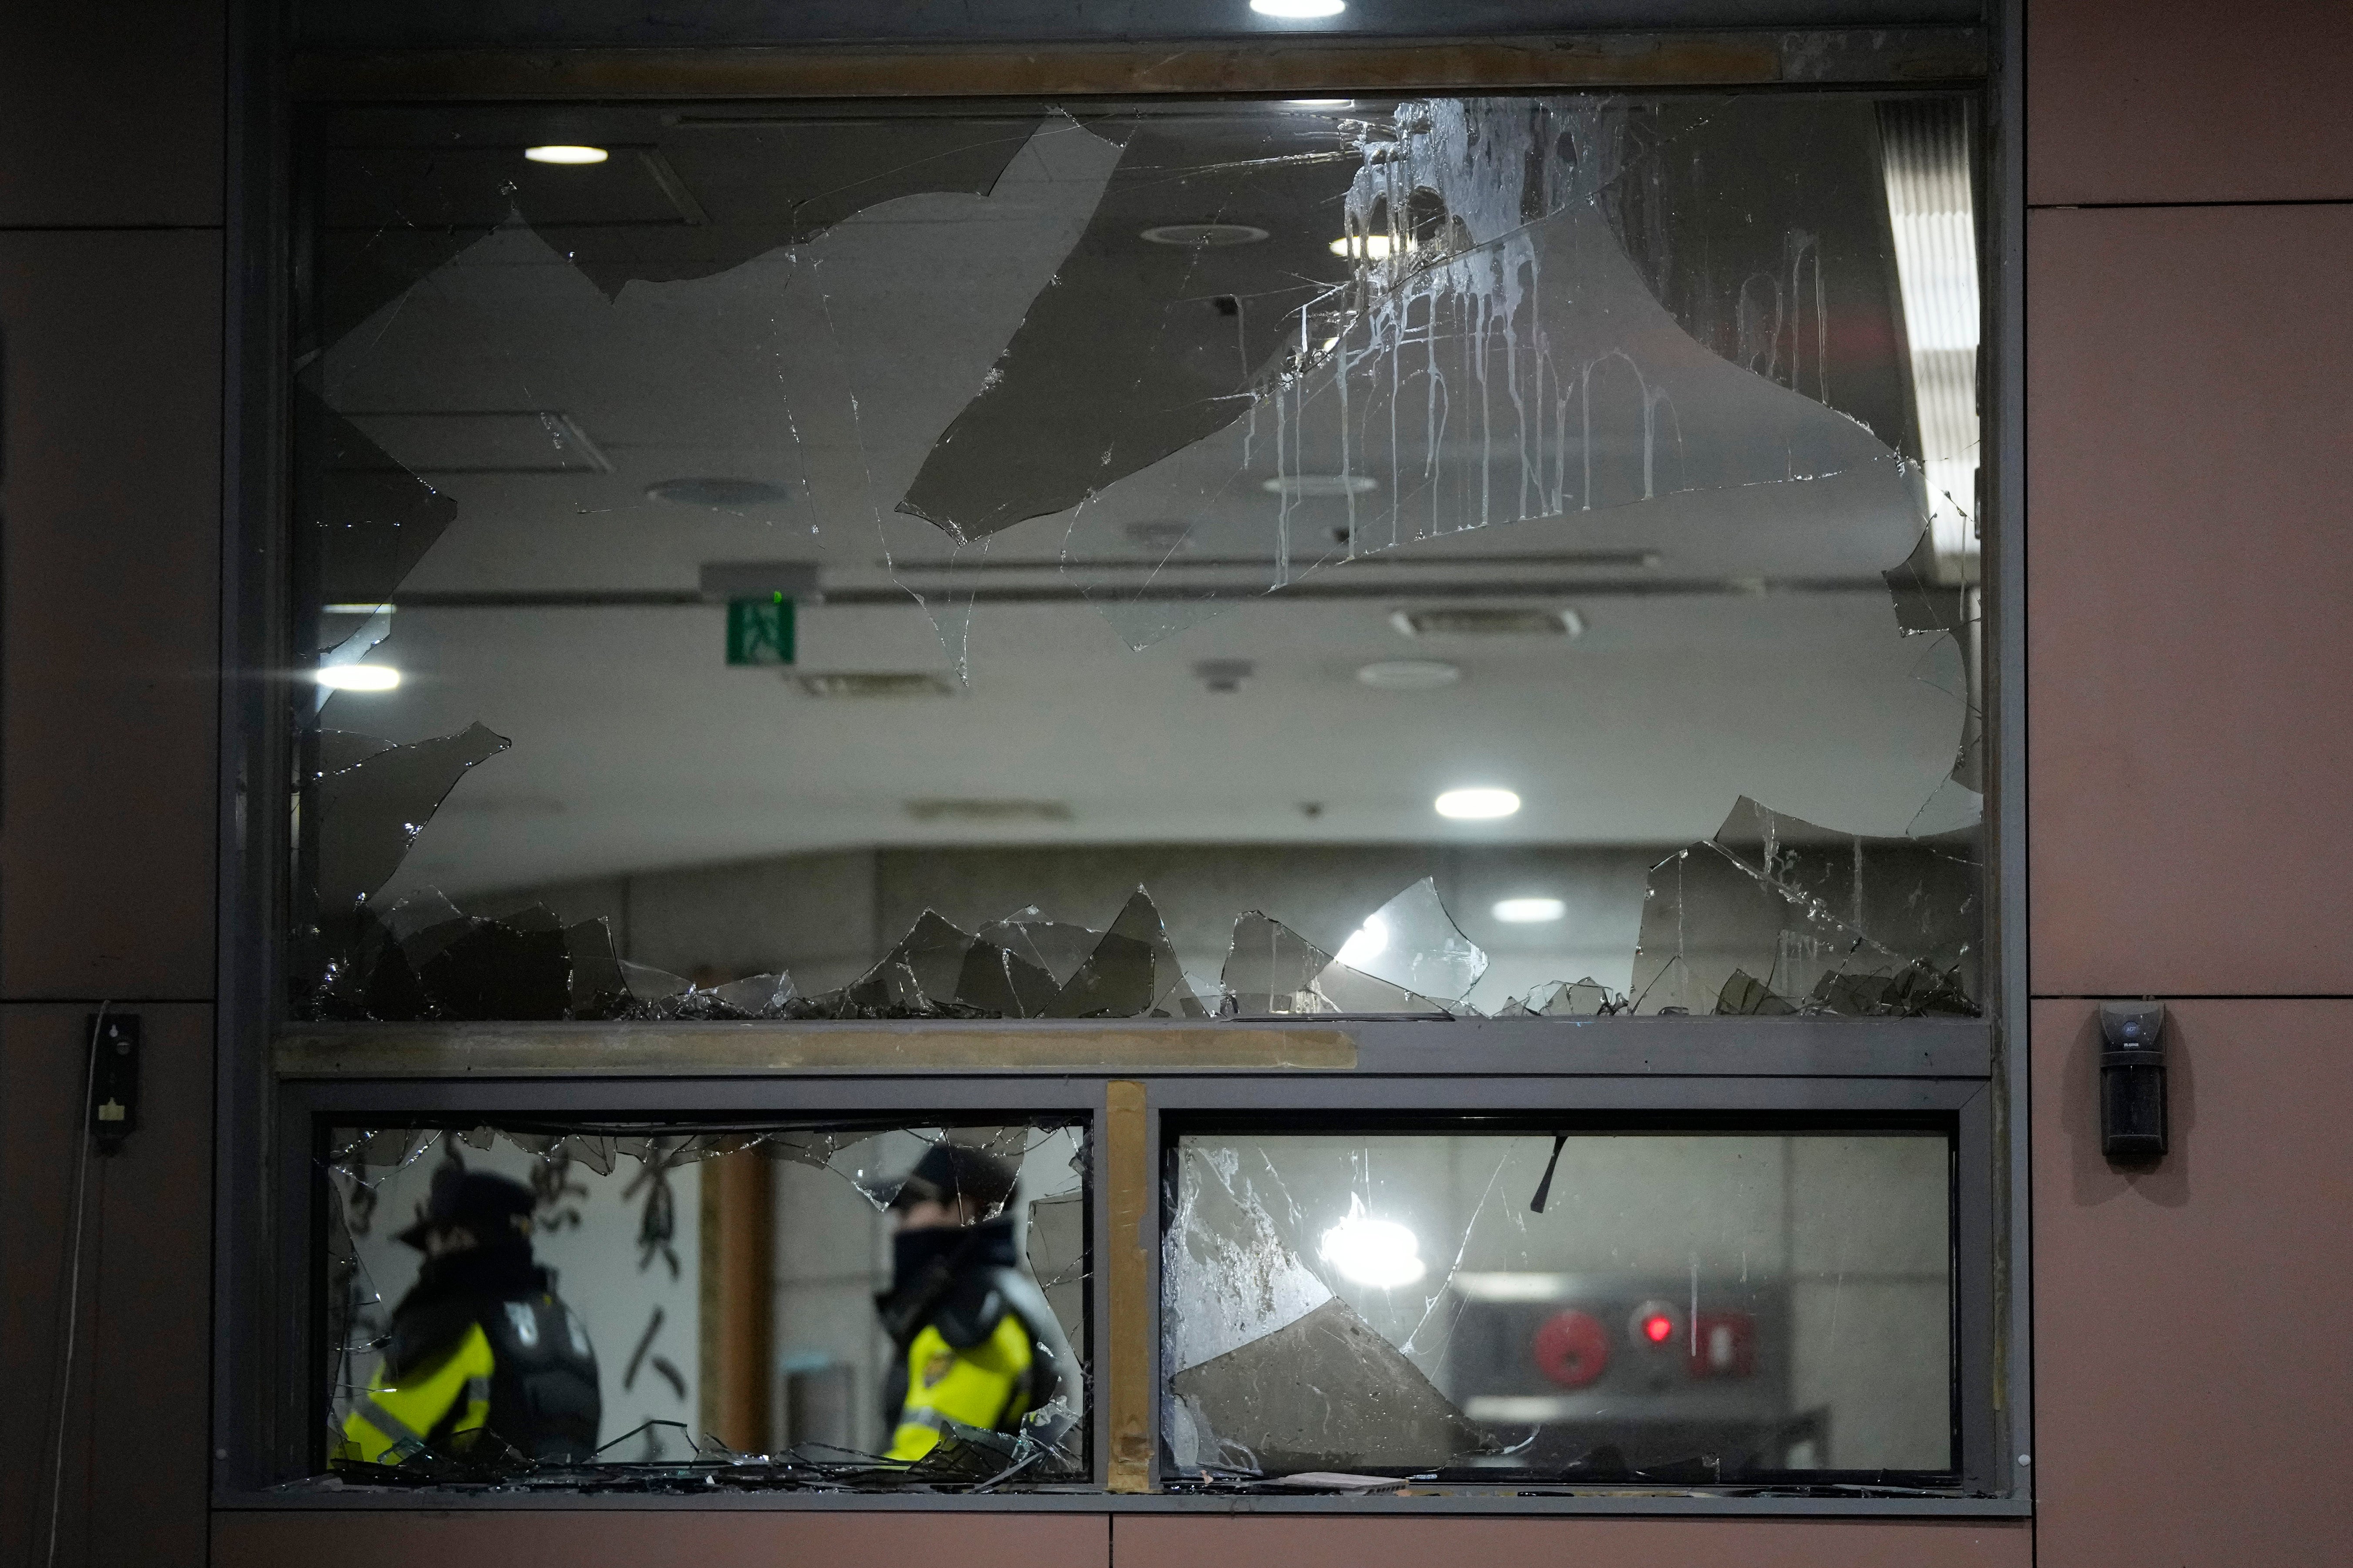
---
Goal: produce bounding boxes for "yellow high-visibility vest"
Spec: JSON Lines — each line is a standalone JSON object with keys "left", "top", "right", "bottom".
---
{"left": 336, "top": 1323, "right": 495, "bottom": 1464}
{"left": 885, "top": 1313, "right": 1034, "bottom": 1461}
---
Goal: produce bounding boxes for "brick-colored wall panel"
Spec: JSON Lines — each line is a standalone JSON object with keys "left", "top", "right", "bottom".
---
{"left": 1113, "top": 1515, "right": 2028, "bottom": 1568}
{"left": 2032, "top": 999, "right": 2353, "bottom": 1565}
{"left": 2029, "top": 0, "right": 2353, "bottom": 205}
{"left": 213, "top": 1510, "right": 1109, "bottom": 1568}
{"left": 0, "top": 231, "right": 221, "bottom": 998}
{"left": 0, "top": 0, "right": 224, "bottom": 227}
{"left": 2027, "top": 205, "right": 2353, "bottom": 995}
{"left": 0, "top": 1005, "right": 212, "bottom": 1568}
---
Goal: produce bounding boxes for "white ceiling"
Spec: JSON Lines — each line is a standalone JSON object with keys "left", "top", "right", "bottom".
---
{"left": 317, "top": 114, "right": 1970, "bottom": 900}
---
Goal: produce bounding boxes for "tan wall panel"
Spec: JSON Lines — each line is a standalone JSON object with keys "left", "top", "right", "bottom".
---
{"left": 213, "top": 1509, "right": 1109, "bottom": 1568}
{"left": 2032, "top": 999, "right": 2353, "bottom": 1565}
{"left": 0, "top": 231, "right": 221, "bottom": 998}
{"left": 2027, "top": 206, "right": 2353, "bottom": 995}
{"left": 2028, "top": 0, "right": 2353, "bottom": 204}
{"left": 0, "top": 1005, "right": 212, "bottom": 1568}
{"left": 0, "top": 0, "right": 225, "bottom": 228}
{"left": 1113, "top": 1515, "right": 2028, "bottom": 1567}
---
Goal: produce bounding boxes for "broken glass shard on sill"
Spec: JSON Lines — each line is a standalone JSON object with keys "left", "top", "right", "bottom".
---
{"left": 1327, "top": 877, "right": 1487, "bottom": 1002}
{"left": 1220, "top": 912, "right": 1447, "bottom": 1017}
{"left": 976, "top": 907, "right": 1101, "bottom": 988}
{"left": 565, "top": 918, "right": 631, "bottom": 1019}
{"left": 1049, "top": 888, "right": 1207, "bottom": 1019}
{"left": 413, "top": 901, "right": 572, "bottom": 1020}
{"left": 953, "top": 936, "right": 1063, "bottom": 1018}
{"left": 1521, "top": 977, "right": 1628, "bottom": 1017}
{"left": 1631, "top": 796, "right": 1980, "bottom": 1018}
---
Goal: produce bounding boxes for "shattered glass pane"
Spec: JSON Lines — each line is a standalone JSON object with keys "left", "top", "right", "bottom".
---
{"left": 291, "top": 92, "right": 1983, "bottom": 1022}
{"left": 1165, "top": 1130, "right": 1953, "bottom": 1488}
{"left": 316, "top": 1117, "right": 1088, "bottom": 1492}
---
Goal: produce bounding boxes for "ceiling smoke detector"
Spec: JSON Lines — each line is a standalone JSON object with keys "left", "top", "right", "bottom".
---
{"left": 1193, "top": 659, "right": 1256, "bottom": 694}
{"left": 793, "top": 673, "right": 957, "bottom": 699}
{"left": 1262, "top": 473, "right": 1378, "bottom": 498}
{"left": 1141, "top": 223, "right": 1270, "bottom": 247}
{"left": 904, "top": 799, "right": 1074, "bottom": 824}
{"left": 1391, "top": 606, "right": 1585, "bottom": 639}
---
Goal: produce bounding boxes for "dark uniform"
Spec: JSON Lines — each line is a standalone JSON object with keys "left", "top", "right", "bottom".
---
{"left": 875, "top": 1146, "right": 1075, "bottom": 1462}
{"left": 339, "top": 1170, "right": 601, "bottom": 1466}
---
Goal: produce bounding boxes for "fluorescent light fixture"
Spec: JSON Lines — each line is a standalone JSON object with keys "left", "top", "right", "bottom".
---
{"left": 1319, "top": 1207, "right": 1425, "bottom": 1289}
{"left": 315, "top": 663, "right": 400, "bottom": 692}
{"left": 1330, "top": 234, "right": 1410, "bottom": 260}
{"left": 321, "top": 603, "right": 393, "bottom": 616}
{"left": 524, "top": 144, "right": 609, "bottom": 165}
{"left": 1261, "top": 473, "right": 1377, "bottom": 498}
{"left": 1287, "top": 98, "right": 1354, "bottom": 108}
{"left": 1879, "top": 101, "right": 1979, "bottom": 574}
{"left": 1435, "top": 787, "right": 1520, "bottom": 820}
{"left": 1492, "top": 897, "right": 1567, "bottom": 924}
{"left": 1253, "top": 0, "right": 1346, "bottom": 17}
{"left": 1356, "top": 659, "right": 1461, "bottom": 691}
{"left": 1333, "top": 913, "right": 1388, "bottom": 970}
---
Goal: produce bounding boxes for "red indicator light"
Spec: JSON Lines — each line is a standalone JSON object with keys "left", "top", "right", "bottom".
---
{"left": 1642, "top": 1313, "right": 1675, "bottom": 1344}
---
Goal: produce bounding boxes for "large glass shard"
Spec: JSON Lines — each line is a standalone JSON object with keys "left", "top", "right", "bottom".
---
{"left": 1630, "top": 797, "right": 1980, "bottom": 1017}
{"left": 1165, "top": 1130, "right": 1955, "bottom": 1486}
{"left": 318, "top": 1118, "right": 1089, "bottom": 1491}
{"left": 1049, "top": 888, "right": 1207, "bottom": 1019}
{"left": 1219, "top": 913, "right": 1445, "bottom": 1018}
{"left": 1327, "top": 878, "right": 1487, "bottom": 1003}
{"left": 310, "top": 722, "right": 510, "bottom": 939}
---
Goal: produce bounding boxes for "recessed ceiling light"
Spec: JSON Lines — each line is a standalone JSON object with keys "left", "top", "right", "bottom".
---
{"left": 793, "top": 673, "right": 956, "bottom": 699}
{"left": 1262, "top": 473, "right": 1377, "bottom": 498}
{"left": 1140, "top": 223, "right": 1270, "bottom": 247}
{"left": 1356, "top": 660, "right": 1460, "bottom": 692}
{"left": 1333, "top": 913, "right": 1388, "bottom": 969}
{"left": 1493, "top": 897, "right": 1567, "bottom": 924}
{"left": 524, "top": 145, "right": 609, "bottom": 165}
{"left": 1287, "top": 99, "right": 1354, "bottom": 108}
{"left": 321, "top": 602, "right": 393, "bottom": 616}
{"left": 648, "top": 477, "right": 795, "bottom": 508}
{"left": 1253, "top": 0, "right": 1347, "bottom": 17}
{"left": 1392, "top": 606, "right": 1584, "bottom": 638}
{"left": 1330, "top": 235, "right": 1410, "bottom": 259}
{"left": 315, "top": 664, "right": 400, "bottom": 692}
{"left": 1435, "top": 787, "right": 1521, "bottom": 820}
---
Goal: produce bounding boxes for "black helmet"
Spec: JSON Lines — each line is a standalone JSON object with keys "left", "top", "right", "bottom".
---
{"left": 396, "top": 1168, "right": 537, "bottom": 1250}
{"left": 888, "top": 1142, "right": 1019, "bottom": 1217}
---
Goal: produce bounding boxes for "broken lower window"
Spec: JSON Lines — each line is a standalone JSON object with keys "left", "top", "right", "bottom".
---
{"left": 1164, "top": 1127, "right": 1953, "bottom": 1489}
{"left": 312, "top": 1117, "right": 1088, "bottom": 1492}
{"left": 290, "top": 90, "right": 1984, "bottom": 1025}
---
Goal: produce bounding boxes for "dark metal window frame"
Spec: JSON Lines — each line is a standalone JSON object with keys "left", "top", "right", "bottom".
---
{"left": 215, "top": 7, "right": 2031, "bottom": 1521}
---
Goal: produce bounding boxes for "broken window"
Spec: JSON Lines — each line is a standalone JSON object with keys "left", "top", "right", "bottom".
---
{"left": 287, "top": 89, "right": 1985, "bottom": 1025}
{"left": 1163, "top": 1127, "right": 1953, "bottom": 1489}
{"left": 311, "top": 1118, "right": 1088, "bottom": 1492}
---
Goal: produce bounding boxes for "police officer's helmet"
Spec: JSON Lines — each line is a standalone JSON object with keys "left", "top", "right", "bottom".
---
{"left": 396, "top": 1168, "right": 537, "bottom": 1250}
{"left": 888, "top": 1142, "right": 1020, "bottom": 1219}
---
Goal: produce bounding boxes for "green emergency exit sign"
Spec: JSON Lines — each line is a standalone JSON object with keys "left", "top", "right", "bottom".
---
{"left": 726, "top": 594, "right": 796, "bottom": 665}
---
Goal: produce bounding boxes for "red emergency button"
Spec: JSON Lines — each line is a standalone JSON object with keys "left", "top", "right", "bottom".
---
{"left": 1532, "top": 1308, "right": 1610, "bottom": 1388}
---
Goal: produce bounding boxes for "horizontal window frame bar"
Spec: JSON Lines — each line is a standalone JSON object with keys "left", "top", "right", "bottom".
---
{"left": 289, "top": 27, "right": 1987, "bottom": 103}
{"left": 272, "top": 1016, "right": 1995, "bottom": 1082}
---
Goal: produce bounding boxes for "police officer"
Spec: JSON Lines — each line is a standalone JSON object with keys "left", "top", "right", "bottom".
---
{"left": 339, "top": 1168, "right": 601, "bottom": 1466}
{"left": 875, "top": 1144, "right": 1074, "bottom": 1462}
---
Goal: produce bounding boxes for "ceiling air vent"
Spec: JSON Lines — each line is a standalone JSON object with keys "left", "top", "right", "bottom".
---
{"left": 1390, "top": 606, "right": 1585, "bottom": 639}
{"left": 792, "top": 673, "right": 957, "bottom": 699}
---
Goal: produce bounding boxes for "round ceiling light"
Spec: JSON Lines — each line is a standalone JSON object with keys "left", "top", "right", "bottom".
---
{"left": 524, "top": 145, "right": 609, "bottom": 165}
{"left": 1435, "top": 787, "right": 1521, "bottom": 820}
{"left": 1262, "top": 473, "right": 1377, "bottom": 498}
{"left": 647, "top": 477, "right": 795, "bottom": 509}
{"left": 1356, "top": 660, "right": 1460, "bottom": 692}
{"left": 1140, "top": 223, "right": 1270, "bottom": 248}
{"left": 1252, "top": 0, "right": 1347, "bottom": 17}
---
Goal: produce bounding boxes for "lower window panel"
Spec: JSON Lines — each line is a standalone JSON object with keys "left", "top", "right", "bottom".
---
{"left": 318, "top": 1116, "right": 1090, "bottom": 1491}
{"left": 1162, "top": 1125, "right": 1954, "bottom": 1488}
